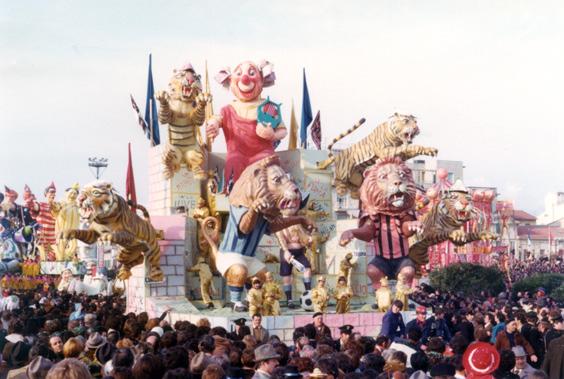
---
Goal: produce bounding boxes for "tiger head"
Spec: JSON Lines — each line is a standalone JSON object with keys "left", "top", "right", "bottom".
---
{"left": 388, "top": 113, "right": 420, "bottom": 145}
{"left": 78, "top": 181, "right": 118, "bottom": 221}
{"left": 439, "top": 180, "right": 475, "bottom": 225}
{"left": 360, "top": 157, "right": 416, "bottom": 216}
{"left": 168, "top": 65, "right": 202, "bottom": 102}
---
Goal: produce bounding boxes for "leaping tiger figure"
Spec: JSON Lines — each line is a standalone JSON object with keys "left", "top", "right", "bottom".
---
{"left": 317, "top": 114, "right": 438, "bottom": 198}
{"left": 408, "top": 180, "right": 497, "bottom": 276}
{"left": 60, "top": 181, "right": 163, "bottom": 282}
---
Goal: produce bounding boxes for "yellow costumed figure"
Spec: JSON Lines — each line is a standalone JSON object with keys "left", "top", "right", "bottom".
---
{"left": 311, "top": 276, "right": 330, "bottom": 313}
{"left": 334, "top": 276, "right": 353, "bottom": 314}
{"left": 246, "top": 277, "right": 264, "bottom": 317}
{"left": 262, "top": 272, "right": 283, "bottom": 316}
{"left": 395, "top": 272, "right": 414, "bottom": 308}
{"left": 188, "top": 257, "right": 216, "bottom": 309}
{"left": 376, "top": 277, "right": 392, "bottom": 312}
{"left": 339, "top": 252, "right": 356, "bottom": 286}
{"left": 55, "top": 183, "right": 80, "bottom": 261}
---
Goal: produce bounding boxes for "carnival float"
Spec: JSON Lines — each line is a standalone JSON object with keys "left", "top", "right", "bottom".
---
{"left": 0, "top": 57, "right": 499, "bottom": 338}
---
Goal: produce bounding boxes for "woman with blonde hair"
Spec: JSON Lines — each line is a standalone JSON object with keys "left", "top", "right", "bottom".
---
{"left": 63, "top": 338, "right": 84, "bottom": 359}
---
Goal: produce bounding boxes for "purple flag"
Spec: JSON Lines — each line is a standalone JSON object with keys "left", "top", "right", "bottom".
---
{"left": 311, "top": 111, "right": 321, "bottom": 149}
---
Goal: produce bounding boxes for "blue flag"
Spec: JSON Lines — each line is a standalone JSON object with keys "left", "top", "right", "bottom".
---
{"left": 145, "top": 54, "right": 160, "bottom": 146}
{"left": 300, "top": 68, "right": 313, "bottom": 149}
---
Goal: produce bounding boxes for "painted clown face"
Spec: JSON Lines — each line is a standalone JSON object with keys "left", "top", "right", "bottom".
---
{"left": 230, "top": 61, "right": 263, "bottom": 102}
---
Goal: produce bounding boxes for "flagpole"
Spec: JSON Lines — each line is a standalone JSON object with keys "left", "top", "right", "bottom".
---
{"left": 205, "top": 59, "right": 214, "bottom": 152}
{"left": 149, "top": 97, "right": 154, "bottom": 147}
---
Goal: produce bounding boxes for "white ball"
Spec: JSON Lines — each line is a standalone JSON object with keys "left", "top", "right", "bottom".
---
{"left": 300, "top": 290, "right": 314, "bottom": 311}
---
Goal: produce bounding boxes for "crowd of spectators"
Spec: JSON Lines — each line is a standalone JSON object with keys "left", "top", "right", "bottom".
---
{"left": 0, "top": 277, "right": 561, "bottom": 379}
{"left": 505, "top": 257, "right": 564, "bottom": 283}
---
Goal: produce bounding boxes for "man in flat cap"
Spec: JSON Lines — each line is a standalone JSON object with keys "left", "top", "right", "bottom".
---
{"left": 335, "top": 325, "right": 353, "bottom": 352}
{"left": 310, "top": 312, "right": 331, "bottom": 341}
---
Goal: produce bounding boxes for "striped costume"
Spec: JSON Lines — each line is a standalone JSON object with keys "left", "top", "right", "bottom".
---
{"left": 365, "top": 214, "right": 415, "bottom": 278}
{"left": 33, "top": 202, "right": 57, "bottom": 261}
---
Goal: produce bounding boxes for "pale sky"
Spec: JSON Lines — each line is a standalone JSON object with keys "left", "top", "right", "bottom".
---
{"left": 1, "top": 0, "right": 563, "bottom": 215}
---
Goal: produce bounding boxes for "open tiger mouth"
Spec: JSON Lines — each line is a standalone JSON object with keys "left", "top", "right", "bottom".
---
{"left": 181, "top": 85, "right": 193, "bottom": 98}
{"left": 456, "top": 210, "right": 469, "bottom": 220}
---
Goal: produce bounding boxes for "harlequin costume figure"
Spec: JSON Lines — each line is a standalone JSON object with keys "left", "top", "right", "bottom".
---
{"left": 27, "top": 182, "right": 60, "bottom": 261}
{"left": 206, "top": 60, "right": 287, "bottom": 183}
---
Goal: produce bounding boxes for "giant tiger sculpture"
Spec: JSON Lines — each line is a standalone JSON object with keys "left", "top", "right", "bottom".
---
{"left": 200, "top": 155, "right": 314, "bottom": 312}
{"left": 317, "top": 114, "right": 438, "bottom": 198}
{"left": 408, "top": 180, "right": 497, "bottom": 276}
{"left": 157, "top": 63, "right": 211, "bottom": 180}
{"left": 60, "top": 182, "right": 163, "bottom": 282}
{"left": 339, "top": 157, "right": 421, "bottom": 290}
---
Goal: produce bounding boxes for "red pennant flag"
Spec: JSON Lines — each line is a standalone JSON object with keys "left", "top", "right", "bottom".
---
{"left": 126, "top": 143, "right": 137, "bottom": 208}
{"left": 311, "top": 110, "right": 322, "bottom": 150}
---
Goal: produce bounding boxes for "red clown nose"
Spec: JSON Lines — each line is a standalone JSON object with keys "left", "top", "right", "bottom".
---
{"left": 241, "top": 74, "right": 251, "bottom": 85}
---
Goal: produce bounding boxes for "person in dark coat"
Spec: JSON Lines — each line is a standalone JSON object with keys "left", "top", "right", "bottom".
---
{"left": 422, "top": 307, "right": 451, "bottom": 343}
{"left": 379, "top": 300, "right": 405, "bottom": 341}
{"left": 334, "top": 325, "right": 353, "bottom": 352}
{"left": 542, "top": 334, "right": 564, "bottom": 379}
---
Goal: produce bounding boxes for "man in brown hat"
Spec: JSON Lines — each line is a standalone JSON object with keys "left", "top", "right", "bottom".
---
{"left": 252, "top": 344, "right": 280, "bottom": 379}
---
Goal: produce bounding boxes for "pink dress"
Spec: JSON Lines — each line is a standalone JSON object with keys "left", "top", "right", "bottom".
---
{"left": 221, "top": 104, "right": 275, "bottom": 183}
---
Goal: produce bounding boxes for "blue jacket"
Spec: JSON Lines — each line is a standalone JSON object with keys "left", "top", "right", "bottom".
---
{"left": 380, "top": 310, "right": 405, "bottom": 340}
{"left": 422, "top": 316, "right": 452, "bottom": 342}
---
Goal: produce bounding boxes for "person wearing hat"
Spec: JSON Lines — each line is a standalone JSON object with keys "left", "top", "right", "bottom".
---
{"left": 252, "top": 344, "right": 280, "bottom": 379}
{"left": 81, "top": 332, "right": 105, "bottom": 378}
{"left": 463, "top": 341, "right": 500, "bottom": 379}
{"left": 25, "top": 356, "right": 54, "bottom": 379}
{"left": 406, "top": 306, "right": 427, "bottom": 334}
{"left": 231, "top": 318, "right": 251, "bottom": 341}
{"left": 308, "top": 368, "right": 327, "bottom": 379}
{"left": 251, "top": 314, "right": 269, "bottom": 344}
{"left": 311, "top": 276, "right": 330, "bottom": 313}
{"left": 282, "top": 365, "right": 302, "bottom": 379}
{"left": 334, "top": 325, "right": 353, "bottom": 352}
{"left": 309, "top": 312, "right": 331, "bottom": 341}
{"left": 247, "top": 277, "right": 264, "bottom": 317}
{"left": 511, "top": 346, "right": 535, "bottom": 378}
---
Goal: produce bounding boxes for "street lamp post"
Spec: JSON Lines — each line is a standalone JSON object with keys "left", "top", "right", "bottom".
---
{"left": 88, "top": 157, "right": 109, "bottom": 180}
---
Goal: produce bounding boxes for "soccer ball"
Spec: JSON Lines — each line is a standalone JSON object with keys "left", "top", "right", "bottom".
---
{"left": 300, "top": 290, "right": 314, "bottom": 311}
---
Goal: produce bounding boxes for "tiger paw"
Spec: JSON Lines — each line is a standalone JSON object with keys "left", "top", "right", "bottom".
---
{"left": 117, "top": 267, "right": 132, "bottom": 281}
{"left": 480, "top": 231, "right": 498, "bottom": 241}
{"left": 422, "top": 147, "right": 438, "bottom": 157}
{"left": 148, "top": 267, "right": 164, "bottom": 282}
{"left": 449, "top": 230, "right": 467, "bottom": 243}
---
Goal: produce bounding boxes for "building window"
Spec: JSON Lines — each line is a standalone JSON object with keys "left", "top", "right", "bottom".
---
{"left": 448, "top": 173, "right": 454, "bottom": 182}
{"left": 337, "top": 196, "right": 346, "bottom": 210}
